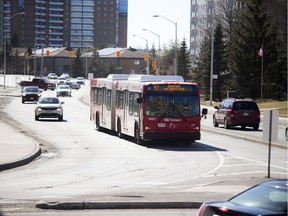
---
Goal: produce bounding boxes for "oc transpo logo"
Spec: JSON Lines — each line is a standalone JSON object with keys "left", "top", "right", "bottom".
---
{"left": 163, "top": 118, "right": 178, "bottom": 129}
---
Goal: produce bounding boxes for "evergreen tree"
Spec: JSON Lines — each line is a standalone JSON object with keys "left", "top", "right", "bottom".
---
{"left": 70, "top": 49, "right": 84, "bottom": 78}
{"left": 193, "top": 37, "right": 211, "bottom": 100}
{"left": 177, "top": 39, "right": 191, "bottom": 81}
{"left": 229, "top": 0, "right": 287, "bottom": 99}
{"left": 213, "top": 23, "right": 228, "bottom": 101}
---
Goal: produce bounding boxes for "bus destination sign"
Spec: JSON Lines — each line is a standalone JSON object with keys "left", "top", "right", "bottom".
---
{"left": 146, "top": 84, "right": 197, "bottom": 92}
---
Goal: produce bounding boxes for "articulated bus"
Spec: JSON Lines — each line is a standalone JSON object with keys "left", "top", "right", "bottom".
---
{"left": 90, "top": 74, "right": 207, "bottom": 144}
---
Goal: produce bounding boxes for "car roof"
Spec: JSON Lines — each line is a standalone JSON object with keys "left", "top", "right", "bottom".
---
{"left": 225, "top": 98, "right": 255, "bottom": 102}
{"left": 260, "top": 179, "right": 288, "bottom": 189}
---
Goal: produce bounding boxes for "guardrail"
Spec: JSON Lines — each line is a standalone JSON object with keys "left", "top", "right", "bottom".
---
{"left": 0, "top": 75, "right": 34, "bottom": 88}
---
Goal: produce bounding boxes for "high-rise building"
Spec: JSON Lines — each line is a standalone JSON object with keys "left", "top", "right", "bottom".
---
{"left": 0, "top": 0, "right": 128, "bottom": 49}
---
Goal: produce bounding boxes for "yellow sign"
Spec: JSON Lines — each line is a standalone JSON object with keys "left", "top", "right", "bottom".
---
{"left": 69, "top": 50, "right": 75, "bottom": 58}
{"left": 144, "top": 53, "right": 148, "bottom": 62}
{"left": 116, "top": 51, "right": 120, "bottom": 57}
{"left": 152, "top": 59, "right": 157, "bottom": 68}
{"left": 46, "top": 50, "right": 50, "bottom": 56}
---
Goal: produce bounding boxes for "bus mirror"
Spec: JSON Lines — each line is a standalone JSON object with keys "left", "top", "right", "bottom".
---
{"left": 201, "top": 108, "right": 208, "bottom": 119}
{"left": 136, "top": 97, "right": 142, "bottom": 104}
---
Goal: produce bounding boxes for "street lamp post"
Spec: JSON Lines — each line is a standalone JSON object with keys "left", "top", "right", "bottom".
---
{"left": 133, "top": 35, "right": 149, "bottom": 75}
{"left": 153, "top": 15, "right": 177, "bottom": 76}
{"left": 209, "top": 0, "right": 215, "bottom": 106}
{"left": 3, "top": 12, "right": 25, "bottom": 89}
{"left": 143, "top": 28, "right": 160, "bottom": 74}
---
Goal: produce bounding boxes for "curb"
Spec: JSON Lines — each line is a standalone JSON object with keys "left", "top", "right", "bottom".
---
{"left": 202, "top": 127, "right": 287, "bottom": 150}
{"left": 35, "top": 201, "right": 202, "bottom": 210}
{"left": 0, "top": 145, "right": 41, "bottom": 171}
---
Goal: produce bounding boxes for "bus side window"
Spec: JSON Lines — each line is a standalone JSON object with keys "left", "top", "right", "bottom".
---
{"left": 119, "top": 91, "right": 124, "bottom": 109}
{"left": 128, "top": 92, "right": 134, "bottom": 115}
{"left": 116, "top": 91, "right": 119, "bottom": 108}
{"left": 106, "top": 89, "right": 111, "bottom": 111}
{"left": 93, "top": 88, "right": 97, "bottom": 104}
{"left": 133, "top": 93, "right": 140, "bottom": 116}
{"left": 97, "top": 88, "right": 102, "bottom": 105}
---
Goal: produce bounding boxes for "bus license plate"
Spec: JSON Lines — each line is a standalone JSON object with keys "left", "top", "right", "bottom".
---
{"left": 158, "top": 123, "right": 165, "bottom": 127}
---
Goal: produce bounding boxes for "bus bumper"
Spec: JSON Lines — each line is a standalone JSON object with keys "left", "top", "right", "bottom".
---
{"left": 142, "top": 132, "right": 201, "bottom": 142}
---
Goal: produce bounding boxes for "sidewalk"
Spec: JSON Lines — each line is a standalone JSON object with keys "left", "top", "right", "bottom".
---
{"left": 0, "top": 85, "right": 41, "bottom": 171}
{"left": 0, "top": 121, "right": 41, "bottom": 171}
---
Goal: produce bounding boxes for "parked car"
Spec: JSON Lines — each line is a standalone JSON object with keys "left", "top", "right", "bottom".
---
{"left": 56, "top": 84, "right": 71, "bottom": 97}
{"left": 213, "top": 98, "right": 260, "bottom": 130}
{"left": 197, "top": 179, "right": 287, "bottom": 216}
{"left": 66, "top": 80, "right": 81, "bottom": 90}
{"left": 21, "top": 86, "right": 42, "bottom": 103}
{"left": 35, "top": 97, "right": 64, "bottom": 121}
{"left": 76, "top": 77, "right": 85, "bottom": 85}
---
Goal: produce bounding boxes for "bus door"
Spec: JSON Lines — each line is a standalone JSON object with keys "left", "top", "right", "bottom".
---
{"left": 123, "top": 89, "right": 129, "bottom": 130}
{"left": 101, "top": 87, "right": 107, "bottom": 126}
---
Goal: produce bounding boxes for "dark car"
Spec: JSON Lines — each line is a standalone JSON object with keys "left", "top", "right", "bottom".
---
{"left": 213, "top": 98, "right": 260, "bottom": 130}
{"left": 21, "top": 86, "right": 42, "bottom": 103}
{"left": 197, "top": 179, "right": 287, "bottom": 216}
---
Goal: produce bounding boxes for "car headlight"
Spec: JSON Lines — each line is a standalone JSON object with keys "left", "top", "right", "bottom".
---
{"left": 23, "top": 94, "right": 27, "bottom": 96}
{"left": 36, "top": 107, "right": 42, "bottom": 111}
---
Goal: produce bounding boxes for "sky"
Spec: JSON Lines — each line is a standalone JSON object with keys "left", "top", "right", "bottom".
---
{"left": 127, "top": 0, "right": 191, "bottom": 50}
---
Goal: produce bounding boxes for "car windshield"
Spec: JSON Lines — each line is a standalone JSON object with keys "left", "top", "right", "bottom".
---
{"left": 144, "top": 94, "right": 199, "bottom": 117}
{"left": 59, "top": 85, "right": 69, "bottom": 89}
{"left": 24, "top": 87, "right": 39, "bottom": 93}
{"left": 229, "top": 184, "right": 287, "bottom": 212}
{"left": 38, "top": 97, "right": 60, "bottom": 104}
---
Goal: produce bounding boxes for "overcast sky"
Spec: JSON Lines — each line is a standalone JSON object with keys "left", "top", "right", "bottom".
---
{"left": 127, "top": 0, "right": 190, "bottom": 50}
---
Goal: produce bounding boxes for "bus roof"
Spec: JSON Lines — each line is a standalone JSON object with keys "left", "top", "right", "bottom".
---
{"left": 107, "top": 74, "right": 130, "bottom": 80}
{"left": 127, "top": 74, "right": 184, "bottom": 82}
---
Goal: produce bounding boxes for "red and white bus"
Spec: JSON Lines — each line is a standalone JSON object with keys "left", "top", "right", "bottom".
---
{"left": 90, "top": 74, "right": 207, "bottom": 144}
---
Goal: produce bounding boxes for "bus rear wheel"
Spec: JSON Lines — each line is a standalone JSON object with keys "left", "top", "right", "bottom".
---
{"left": 95, "top": 113, "right": 101, "bottom": 131}
{"left": 117, "top": 119, "right": 123, "bottom": 138}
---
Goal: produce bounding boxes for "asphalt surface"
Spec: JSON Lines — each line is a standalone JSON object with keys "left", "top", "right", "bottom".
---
{"left": 0, "top": 85, "right": 287, "bottom": 210}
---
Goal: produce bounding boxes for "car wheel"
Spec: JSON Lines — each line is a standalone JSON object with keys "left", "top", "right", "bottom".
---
{"left": 224, "top": 118, "right": 230, "bottom": 129}
{"left": 253, "top": 124, "right": 259, "bottom": 131}
{"left": 58, "top": 115, "right": 63, "bottom": 121}
{"left": 22, "top": 98, "right": 25, "bottom": 104}
{"left": 35, "top": 114, "right": 39, "bottom": 121}
{"left": 241, "top": 125, "right": 246, "bottom": 129}
{"left": 213, "top": 115, "right": 218, "bottom": 127}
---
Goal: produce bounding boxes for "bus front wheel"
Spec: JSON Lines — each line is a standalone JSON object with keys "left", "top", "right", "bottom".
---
{"left": 134, "top": 123, "right": 143, "bottom": 145}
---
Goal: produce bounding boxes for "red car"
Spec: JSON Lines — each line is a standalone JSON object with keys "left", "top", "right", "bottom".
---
{"left": 213, "top": 98, "right": 260, "bottom": 130}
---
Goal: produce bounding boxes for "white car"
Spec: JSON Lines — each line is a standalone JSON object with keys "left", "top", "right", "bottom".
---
{"left": 67, "top": 80, "right": 81, "bottom": 90}
{"left": 76, "top": 77, "right": 85, "bottom": 85}
{"left": 35, "top": 97, "right": 64, "bottom": 121}
{"left": 56, "top": 85, "right": 71, "bottom": 97}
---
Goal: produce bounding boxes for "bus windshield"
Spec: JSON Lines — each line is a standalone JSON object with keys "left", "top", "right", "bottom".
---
{"left": 144, "top": 94, "right": 199, "bottom": 117}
